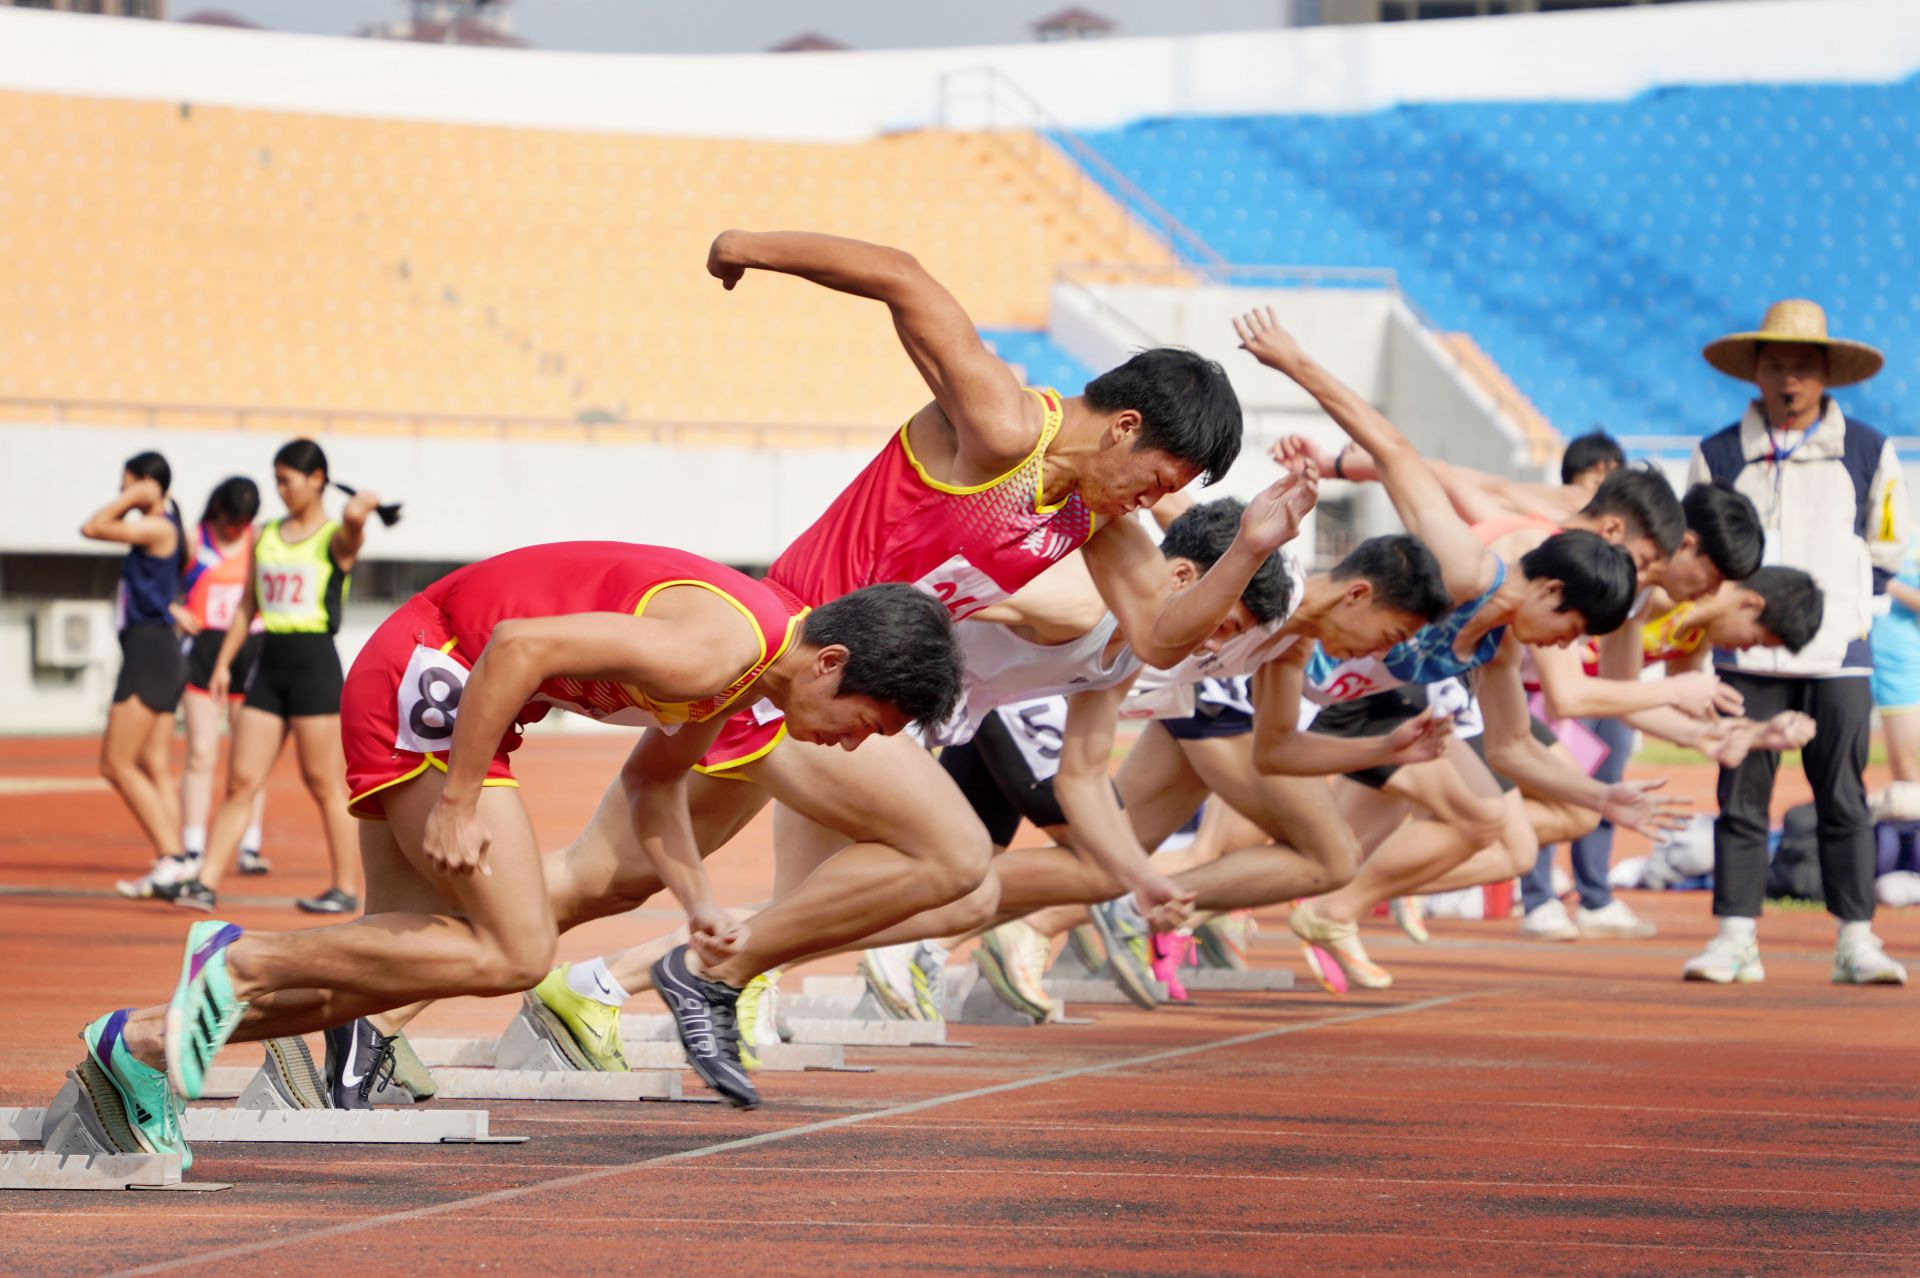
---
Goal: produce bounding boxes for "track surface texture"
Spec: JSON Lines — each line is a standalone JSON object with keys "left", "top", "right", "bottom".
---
{"left": 3, "top": 733, "right": 1916, "bottom": 1277}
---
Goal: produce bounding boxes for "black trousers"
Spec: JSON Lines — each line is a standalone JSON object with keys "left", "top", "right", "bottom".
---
{"left": 1713, "top": 671, "right": 1875, "bottom": 923}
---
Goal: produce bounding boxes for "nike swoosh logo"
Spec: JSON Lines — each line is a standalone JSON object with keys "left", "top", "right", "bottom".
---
{"left": 341, "top": 1036, "right": 365, "bottom": 1088}
{"left": 593, "top": 974, "right": 614, "bottom": 996}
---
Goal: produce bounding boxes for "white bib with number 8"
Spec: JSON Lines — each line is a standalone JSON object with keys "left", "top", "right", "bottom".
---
{"left": 395, "top": 645, "right": 471, "bottom": 754}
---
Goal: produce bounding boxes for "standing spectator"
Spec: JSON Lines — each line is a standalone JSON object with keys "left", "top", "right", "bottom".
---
{"left": 1685, "top": 300, "right": 1909, "bottom": 986}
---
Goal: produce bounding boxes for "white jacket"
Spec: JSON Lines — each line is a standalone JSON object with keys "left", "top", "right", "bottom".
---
{"left": 1687, "top": 397, "right": 1908, "bottom": 677}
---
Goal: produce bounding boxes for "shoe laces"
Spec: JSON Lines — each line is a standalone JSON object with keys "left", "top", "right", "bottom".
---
{"left": 356, "top": 1033, "right": 398, "bottom": 1105}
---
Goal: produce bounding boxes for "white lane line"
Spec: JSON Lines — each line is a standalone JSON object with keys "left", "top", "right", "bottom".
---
{"left": 109, "top": 993, "right": 1472, "bottom": 1276}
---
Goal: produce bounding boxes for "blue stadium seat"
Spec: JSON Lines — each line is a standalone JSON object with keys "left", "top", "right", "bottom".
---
{"left": 1076, "top": 76, "right": 1920, "bottom": 435}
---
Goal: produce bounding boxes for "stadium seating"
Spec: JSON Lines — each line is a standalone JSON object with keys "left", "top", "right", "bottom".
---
{"left": 1076, "top": 78, "right": 1920, "bottom": 436}
{"left": 0, "top": 90, "right": 1172, "bottom": 429}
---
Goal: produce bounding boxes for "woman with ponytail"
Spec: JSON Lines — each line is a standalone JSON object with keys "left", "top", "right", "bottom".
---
{"left": 160, "top": 438, "right": 401, "bottom": 915}
{"left": 81, "top": 451, "right": 189, "bottom": 875}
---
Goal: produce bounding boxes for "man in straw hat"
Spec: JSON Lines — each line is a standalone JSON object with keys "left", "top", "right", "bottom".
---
{"left": 1685, "top": 299, "right": 1909, "bottom": 986}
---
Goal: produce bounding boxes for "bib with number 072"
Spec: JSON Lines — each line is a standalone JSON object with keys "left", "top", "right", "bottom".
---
{"left": 394, "top": 644, "right": 472, "bottom": 754}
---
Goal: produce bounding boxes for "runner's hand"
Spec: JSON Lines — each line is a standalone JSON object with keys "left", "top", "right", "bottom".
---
{"left": 1711, "top": 680, "right": 1746, "bottom": 717}
{"left": 1132, "top": 874, "right": 1197, "bottom": 932}
{"left": 1665, "top": 671, "right": 1725, "bottom": 718}
{"left": 1385, "top": 709, "right": 1453, "bottom": 765}
{"left": 1271, "top": 434, "right": 1339, "bottom": 478}
{"left": 707, "top": 231, "right": 747, "bottom": 290}
{"left": 1760, "top": 710, "right": 1816, "bottom": 750}
{"left": 422, "top": 796, "right": 491, "bottom": 876}
{"left": 688, "top": 906, "right": 748, "bottom": 969}
{"left": 1237, "top": 465, "right": 1318, "bottom": 557}
{"left": 207, "top": 662, "right": 232, "bottom": 702}
{"left": 1233, "top": 306, "right": 1308, "bottom": 374}
{"left": 170, "top": 603, "right": 203, "bottom": 636}
{"left": 1599, "top": 778, "right": 1689, "bottom": 836}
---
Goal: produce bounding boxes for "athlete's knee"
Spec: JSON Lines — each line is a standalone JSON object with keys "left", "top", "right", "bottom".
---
{"left": 98, "top": 751, "right": 130, "bottom": 788}
{"left": 1443, "top": 792, "right": 1507, "bottom": 849}
{"left": 473, "top": 925, "right": 559, "bottom": 996}
{"left": 183, "top": 737, "right": 219, "bottom": 775}
{"left": 943, "top": 870, "right": 1003, "bottom": 934}
{"left": 922, "top": 822, "right": 994, "bottom": 904}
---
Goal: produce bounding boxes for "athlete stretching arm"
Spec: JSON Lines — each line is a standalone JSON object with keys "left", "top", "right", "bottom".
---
{"left": 1248, "top": 642, "right": 1453, "bottom": 776}
{"left": 423, "top": 607, "right": 758, "bottom": 957}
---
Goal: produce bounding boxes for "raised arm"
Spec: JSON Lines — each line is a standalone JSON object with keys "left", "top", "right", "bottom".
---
{"left": 707, "top": 230, "right": 1031, "bottom": 466}
{"left": 1080, "top": 469, "right": 1312, "bottom": 668}
{"left": 1234, "top": 308, "right": 1493, "bottom": 603}
{"left": 1248, "top": 646, "right": 1451, "bottom": 776}
{"left": 80, "top": 482, "right": 177, "bottom": 554}
{"left": 1050, "top": 684, "right": 1195, "bottom": 928}
{"left": 330, "top": 490, "right": 385, "bottom": 574}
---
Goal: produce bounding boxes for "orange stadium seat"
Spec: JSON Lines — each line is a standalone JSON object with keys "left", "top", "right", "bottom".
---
{"left": 0, "top": 90, "right": 1176, "bottom": 433}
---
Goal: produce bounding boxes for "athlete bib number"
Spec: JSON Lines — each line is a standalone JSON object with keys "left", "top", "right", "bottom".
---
{"left": 258, "top": 564, "right": 321, "bottom": 616}
{"left": 205, "top": 581, "right": 245, "bottom": 631}
{"left": 394, "top": 645, "right": 470, "bottom": 754}
{"left": 913, "top": 554, "right": 1011, "bottom": 622}
{"left": 999, "top": 696, "right": 1068, "bottom": 782}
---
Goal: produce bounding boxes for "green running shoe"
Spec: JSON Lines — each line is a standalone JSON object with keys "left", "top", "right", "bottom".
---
{"left": 385, "top": 1030, "right": 439, "bottom": 1102}
{"left": 736, "top": 969, "right": 782, "bottom": 1072}
{"left": 82, "top": 1009, "right": 192, "bottom": 1171}
{"left": 164, "top": 920, "right": 250, "bottom": 1101}
{"left": 532, "top": 966, "right": 629, "bottom": 1072}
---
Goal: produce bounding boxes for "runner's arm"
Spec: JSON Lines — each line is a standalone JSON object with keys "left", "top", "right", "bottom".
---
{"left": 329, "top": 489, "right": 384, "bottom": 574}
{"left": 618, "top": 720, "right": 742, "bottom": 962}
{"left": 1082, "top": 469, "right": 1313, "bottom": 667}
{"left": 706, "top": 229, "right": 1032, "bottom": 465}
{"left": 1236, "top": 308, "right": 1494, "bottom": 602}
{"left": 1248, "top": 647, "right": 1449, "bottom": 775}
{"left": 80, "top": 483, "right": 176, "bottom": 552}
{"left": 1531, "top": 642, "right": 1723, "bottom": 720}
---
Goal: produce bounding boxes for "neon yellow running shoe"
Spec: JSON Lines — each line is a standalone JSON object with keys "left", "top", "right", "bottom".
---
{"left": 735, "top": 969, "right": 783, "bottom": 1071}
{"left": 532, "top": 965, "right": 629, "bottom": 1072}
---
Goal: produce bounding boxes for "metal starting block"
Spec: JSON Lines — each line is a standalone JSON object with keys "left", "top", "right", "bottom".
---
{"left": 942, "top": 960, "right": 1043, "bottom": 1026}
{"left": 1178, "top": 968, "right": 1296, "bottom": 991}
{"left": 0, "top": 1068, "right": 225, "bottom": 1192}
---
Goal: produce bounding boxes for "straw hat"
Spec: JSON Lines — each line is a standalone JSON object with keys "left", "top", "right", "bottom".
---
{"left": 1703, "top": 299, "right": 1883, "bottom": 386}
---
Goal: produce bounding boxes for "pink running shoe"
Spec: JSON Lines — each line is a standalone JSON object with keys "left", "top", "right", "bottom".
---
{"left": 1148, "top": 931, "right": 1194, "bottom": 1003}
{"left": 1300, "top": 944, "right": 1350, "bottom": 995}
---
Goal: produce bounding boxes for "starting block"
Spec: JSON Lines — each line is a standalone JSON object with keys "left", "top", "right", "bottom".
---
{"left": 0, "top": 1067, "right": 225, "bottom": 1192}
{"left": 1046, "top": 940, "right": 1295, "bottom": 999}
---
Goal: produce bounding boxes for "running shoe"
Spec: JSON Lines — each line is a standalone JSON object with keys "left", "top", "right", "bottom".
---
{"left": 1832, "top": 933, "right": 1908, "bottom": 985}
{"left": 736, "top": 969, "right": 783, "bottom": 1071}
{"left": 1575, "top": 900, "right": 1657, "bottom": 939}
{"left": 979, "top": 920, "right": 1054, "bottom": 1016}
{"left": 163, "top": 920, "right": 249, "bottom": 1101}
{"left": 532, "top": 965, "right": 629, "bottom": 1072}
{"left": 859, "top": 944, "right": 924, "bottom": 1021}
{"left": 382, "top": 1030, "right": 438, "bottom": 1102}
{"left": 116, "top": 854, "right": 199, "bottom": 901}
{"left": 237, "top": 847, "right": 271, "bottom": 876}
{"left": 259, "top": 1035, "right": 330, "bottom": 1109}
{"left": 322, "top": 1017, "right": 397, "bottom": 1110}
{"left": 1287, "top": 901, "right": 1392, "bottom": 992}
{"left": 1519, "top": 898, "right": 1580, "bottom": 942}
{"left": 1193, "top": 911, "right": 1254, "bottom": 969}
{"left": 296, "top": 887, "right": 358, "bottom": 915}
{"left": 1088, "top": 897, "right": 1160, "bottom": 1009}
{"left": 1065, "top": 923, "right": 1107, "bottom": 973}
{"left": 972, "top": 934, "right": 1049, "bottom": 1021}
{"left": 651, "top": 944, "right": 758, "bottom": 1109}
{"left": 157, "top": 878, "right": 217, "bottom": 912}
{"left": 910, "top": 941, "right": 949, "bottom": 1022}
{"left": 81, "top": 1008, "right": 192, "bottom": 1170}
{"left": 1682, "top": 933, "right": 1765, "bottom": 984}
{"left": 1148, "top": 931, "right": 1193, "bottom": 1003}
{"left": 1390, "top": 896, "right": 1431, "bottom": 945}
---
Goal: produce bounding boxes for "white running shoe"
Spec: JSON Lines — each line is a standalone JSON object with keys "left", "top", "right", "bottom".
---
{"left": 1683, "top": 934, "right": 1765, "bottom": 984}
{"left": 115, "top": 853, "right": 198, "bottom": 900}
{"left": 1575, "top": 899, "right": 1657, "bottom": 939}
{"left": 1519, "top": 898, "right": 1579, "bottom": 941}
{"left": 1001, "top": 920, "right": 1056, "bottom": 1014}
{"left": 859, "top": 944, "right": 924, "bottom": 1020}
{"left": 911, "top": 941, "right": 949, "bottom": 1022}
{"left": 1832, "top": 933, "right": 1909, "bottom": 986}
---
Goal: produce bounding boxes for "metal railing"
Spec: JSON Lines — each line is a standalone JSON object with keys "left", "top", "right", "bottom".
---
{"left": 0, "top": 396, "right": 891, "bottom": 450}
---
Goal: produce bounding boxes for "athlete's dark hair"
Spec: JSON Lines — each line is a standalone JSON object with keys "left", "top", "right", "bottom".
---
{"left": 802, "top": 583, "right": 962, "bottom": 728}
{"left": 124, "top": 450, "right": 187, "bottom": 572}
{"left": 201, "top": 476, "right": 260, "bottom": 529}
{"left": 1331, "top": 535, "right": 1452, "bottom": 624}
{"left": 273, "top": 437, "right": 403, "bottom": 527}
{"left": 1560, "top": 430, "right": 1626, "bottom": 486}
{"left": 1683, "top": 481, "right": 1763, "bottom": 582}
{"left": 1746, "top": 566, "right": 1823, "bottom": 653}
{"left": 1160, "top": 498, "right": 1291, "bottom": 624}
{"left": 1519, "top": 530, "right": 1637, "bottom": 635}
{"left": 1085, "top": 347, "right": 1241, "bottom": 485}
{"left": 1579, "top": 463, "right": 1684, "bottom": 556}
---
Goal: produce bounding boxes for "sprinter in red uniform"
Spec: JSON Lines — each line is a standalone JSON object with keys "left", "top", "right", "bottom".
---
{"left": 78, "top": 543, "right": 962, "bottom": 1163}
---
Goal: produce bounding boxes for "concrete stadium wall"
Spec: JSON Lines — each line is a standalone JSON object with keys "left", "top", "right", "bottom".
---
{"left": 0, "top": 1, "right": 1913, "bottom": 141}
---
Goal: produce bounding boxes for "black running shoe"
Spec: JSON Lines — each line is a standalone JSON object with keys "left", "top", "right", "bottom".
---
{"left": 157, "top": 878, "right": 217, "bottom": 912}
{"left": 322, "top": 1017, "right": 396, "bottom": 1110}
{"left": 651, "top": 945, "right": 759, "bottom": 1109}
{"left": 237, "top": 847, "right": 271, "bottom": 876}
{"left": 296, "top": 888, "right": 359, "bottom": 915}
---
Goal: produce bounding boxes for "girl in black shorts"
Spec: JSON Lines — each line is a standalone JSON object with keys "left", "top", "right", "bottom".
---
{"left": 160, "top": 439, "right": 399, "bottom": 914}
{"left": 82, "top": 451, "right": 188, "bottom": 881}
